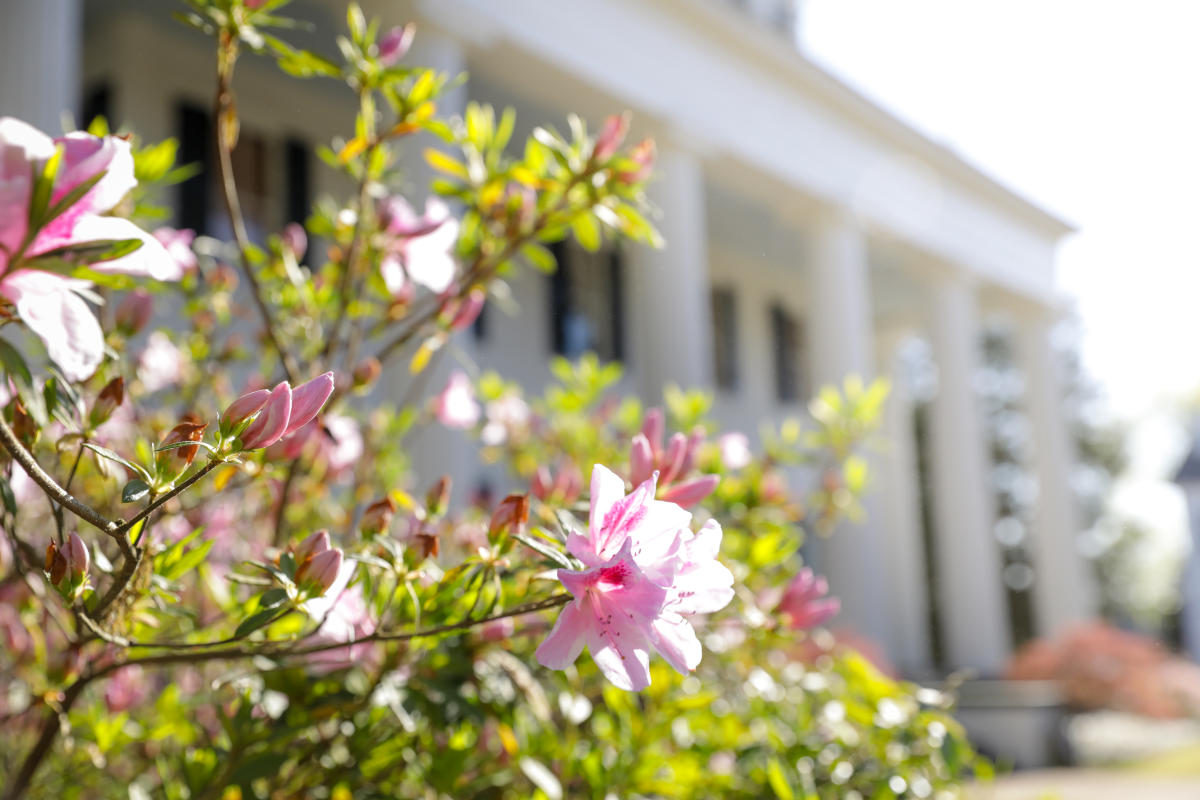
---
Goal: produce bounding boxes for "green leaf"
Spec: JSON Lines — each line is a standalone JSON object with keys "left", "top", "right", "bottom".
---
{"left": 767, "top": 758, "right": 795, "bottom": 800}
{"left": 259, "top": 588, "right": 289, "bottom": 610}
{"left": 234, "top": 607, "right": 283, "bottom": 639}
{"left": 0, "top": 476, "right": 16, "bottom": 516}
{"left": 27, "top": 146, "right": 63, "bottom": 230}
{"left": 83, "top": 442, "right": 152, "bottom": 482}
{"left": 513, "top": 532, "right": 573, "bottom": 569}
{"left": 520, "top": 242, "right": 557, "bottom": 273}
{"left": 570, "top": 213, "right": 601, "bottom": 252}
{"left": 161, "top": 538, "right": 213, "bottom": 581}
{"left": 122, "top": 479, "right": 151, "bottom": 504}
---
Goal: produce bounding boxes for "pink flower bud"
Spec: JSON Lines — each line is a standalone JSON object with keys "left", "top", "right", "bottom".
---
{"left": 679, "top": 425, "right": 706, "bottom": 477}
{"left": 221, "top": 388, "right": 271, "bottom": 435}
{"left": 89, "top": 376, "right": 124, "bottom": 429}
{"left": 659, "top": 474, "right": 720, "bottom": 508}
{"left": 425, "top": 476, "right": 451, "bottom": 517}
{"left": 115, "top": 289, "right": 153, "bottom": 334}
{"left": 629, "top": 433, "right": 655, "bottom": 486}
{"left": 593, "top": 112, "right": 630, "bottom": 162}
{"left": 297, "top": 547, "right": 343, "bottom": 595}
{"left": 45, "top": 542, "right": 67, "bottom": 585}
{"left": 66, "top": 533, "right": 89, "bottom": 581}
{"left": 641, "top": 408, "right": 664, "bottom": 459}
{"left": 158, "top": 420, "right": 208, "bottom": 467}
{"left": 554, "top": 463, "right": 583, "bottom": 504}
{"left": 659, "top": 432, "right": 688, "bottom": 485}
{"left": 531, "top": 466, "right": 553, "bottom": 501}
{"left": 378, "top": 24, "right": 415, "bottom": 66}
{"left": 240, "top": 382, "right": 292, "bottom": 450}
{"left": 619, "top": 138, "right": 656, "bottom": 184}
{"left": 360, "top": 497, "right": 396, "bottom": 538}
{"left": 280, "top": 222, "right": 307, "bottom": 260}
{"left": 284, "top": 372, "right": 335, "bottom": 437}
{"left": 778, "top": 568, "right": 840, "bottom": 630}
{"left": 489, "top": 493, "right": 530, "bottom": 536}
{"left": 294, "top": 529, "right": 331, "bottom": 564}
{"left": 449, "top": 288, "right": 486, "bottom": 331}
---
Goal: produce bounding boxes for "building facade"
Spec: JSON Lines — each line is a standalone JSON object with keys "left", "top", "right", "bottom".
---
{"left": 0, "top": 0, "right": 1095, "bottom": 675}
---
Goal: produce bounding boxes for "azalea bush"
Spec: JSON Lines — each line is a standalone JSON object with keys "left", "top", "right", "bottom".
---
{"left": 0, "top": 1, "right": 987, "bottom": 797}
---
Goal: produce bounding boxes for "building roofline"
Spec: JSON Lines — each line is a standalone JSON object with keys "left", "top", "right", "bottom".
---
{"left": 666, "top": 0, "right": 1078, "bottom": 240}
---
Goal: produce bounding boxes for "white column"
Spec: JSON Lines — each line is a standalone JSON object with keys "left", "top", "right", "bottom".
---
{"left": 877, "top": 328, "right": 932, "bottom": 673}
{"left": 807, "top": 207, "right": 893, "bottom": 653}
{"left": 0, "top": 0, "right": 81, "bottom": 132}
{"left": 628, "top": 145, "right": 713, "bottom": 399}
{"left": 1015, "top": 310, "right": 1096, "bottom": 636}
{"left": 927, "top": 274, "right": 1009, "bottom": 671}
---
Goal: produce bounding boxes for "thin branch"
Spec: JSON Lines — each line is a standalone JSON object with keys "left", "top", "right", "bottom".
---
{"left": 214, "top": 32, "right": 299, "bottom": 383}
{"left": 114, "top": 460, "right": 221, "bottom": 536}
{"left": 0, "top": 416, "right": 134, "bottom": 560}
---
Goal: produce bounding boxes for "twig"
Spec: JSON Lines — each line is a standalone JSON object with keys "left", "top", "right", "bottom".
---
{"left": 214, "top": 31, "right": 299, "bottom": 383}
{"left": 0, "top": 416, "right": 134, "bottom": 561}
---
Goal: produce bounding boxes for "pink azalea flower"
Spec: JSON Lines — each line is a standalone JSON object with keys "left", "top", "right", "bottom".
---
{"left": 0, "top": 118, "right": 175, "bottom": 380}
{"left": 151, "top": 227, "right": 197, "bottom": 278}
{"left": 304, "top": 563, "right": 379, "bottom": 673}
{"left": 536, "top": 465, "right": 734, "bottom": 691}
{"left": 237, "top": 372, "right": 335, "bottom": 450}
{"left": 104, "top": 664, "right": 149, "bottom": 712}
{"left": 137, "top": 331, "right": 186, "bottom": 392}
{"left": 434, "top": 370, "right": 480, "bottom": 429}
{"left": 378, "top": 197, "right": 460, "bottom": 295}
{"left": 777, "top": 568, "right": 840, "bottom": 630}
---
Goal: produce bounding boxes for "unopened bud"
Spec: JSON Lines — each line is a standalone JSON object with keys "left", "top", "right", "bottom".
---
{"left": 353, "top": 357, "right": 382, "bottom": 390}
{"left": 554, "top": 463, "right": 583, "bottom": 505}
{"left": 280, "top": 222, "right": 307, "bottom": 260}
{"left": 66, "top": 533, "right": 89, "bottom": 582}
{"left": 641, "top": 408, "right": 664, "bottom": 459}
{"left": 296, "top": 547, "right": 342, "bottom": 595}
{"left": 377, "top": 24, "right": 415, "bottom": 66}
{"left": 11, "top": 402, "right": 37, "bottom": 449}
{"left": 294, "top": 529, "right": 331, "bottom": 564}
{"left": 531, "top": 466, "right": 553, "bottom": 501}
{"left": 488, "top": 493, "right": 530, "bottom": 536}
{"left": 89, "top": 377, "right": 125, "bottom": 429}
{"left": 115, "top": 289, "right": 153, "bottom": 334}
{"left": 158, "top": 420, "right": 208, "bottom": 469}
{"left": 593, "top": 112, "right": 630, "bottom": 162}
{"left": 360, "top": 497, "right": 396, "bottom": 538}
{"left": 414, "top": 530, "right": 439, "bottom": 560}
{"left": 629, "top": 433, "right": 655, "bottom": 486}
{"left": 619, "top": 138, "right": 656, "bottom": 184}
{"left": 659, "top": 474, "right": 720, "bottom": 508}
{"left": 449, "top": 288, "right": 486, "bottom": 332}
{"left": 425, "top": 476, "right": 451, "bottom": 517}
{"left": 221, "top": 388, "right": 270, "bottom": 437}
{"left": 45, "top": 542, "right": 67, "bottom": 585}
{"left": 659, "top": 432, "right": 688, "bottom": 486}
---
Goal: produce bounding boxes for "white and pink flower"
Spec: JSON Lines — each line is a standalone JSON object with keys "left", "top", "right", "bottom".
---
{"left": 0, "top": 117, "right": 176, "bottom": 380}
{"left": 536, "top": 465, "right": 734, "bottom": 691}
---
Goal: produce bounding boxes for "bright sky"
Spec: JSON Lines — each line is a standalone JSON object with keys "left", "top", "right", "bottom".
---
{"left": 801, "top": 0, "right": 1200, "bottom": 426}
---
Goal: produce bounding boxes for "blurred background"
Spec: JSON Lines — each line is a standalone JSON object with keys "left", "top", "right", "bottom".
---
{"left": 4, "top": 0, "right": 1200, "bottom": 786}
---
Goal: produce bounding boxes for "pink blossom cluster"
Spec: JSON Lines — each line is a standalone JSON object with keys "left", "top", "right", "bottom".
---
{"left": 776, "top": 567, "right": 840, "bottom": 630}
{"left": 629, "top": 408, "right": 719, "bottom": 508}
{"left": 0, "top": 118, "right": 180, "bottom": 380}
{"left": 379, "top": 196, "right": 460, "bottom": 297}
{"left": 536, "top": 465, "right": 734, "bottom": 691}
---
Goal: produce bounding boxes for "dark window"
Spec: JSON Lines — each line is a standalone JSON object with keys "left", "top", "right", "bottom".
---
{"left": 771, "top": 304, "right": 802, "bottom": 403}
{"left": 283, "top": 137, "right": 311, "bottom": 227}
{"left": 176, "top": 102, "right": 211, "bottom": 234}
{"left": 711, "top": 287, "right": 739, "bottom": 390}
{"left": 548, "top": 241, "right": 625, "bottom": 362}
{"left": 82, "top": 83, "right": 112, "bottom": 130}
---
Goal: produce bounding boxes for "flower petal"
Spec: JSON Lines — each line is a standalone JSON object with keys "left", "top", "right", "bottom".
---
{"left": 67, "top": 215, "right": 178, "bottom": 281}
{"left": 650, "top": 613, "right": 703, "bottom": 674}
{"left": 586, "top": 607, "right": 653, "bottom": 691}
{"left": 535, "top": 601, "right": 587, "bottom": 670}
{"left": 0, "top": 269, "right": 103, "bottom": 381}
{"left": 285, "top": 372, "right": 335, "bottom": 436}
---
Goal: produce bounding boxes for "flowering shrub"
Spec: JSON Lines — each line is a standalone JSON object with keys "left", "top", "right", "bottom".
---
{"left": 0, "top": 2, "right": 988, "bottom": 797}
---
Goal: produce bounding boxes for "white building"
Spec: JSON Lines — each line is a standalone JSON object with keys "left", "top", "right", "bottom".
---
{"left": 0, "top": 0, "right": 1095, "bottom": 675}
